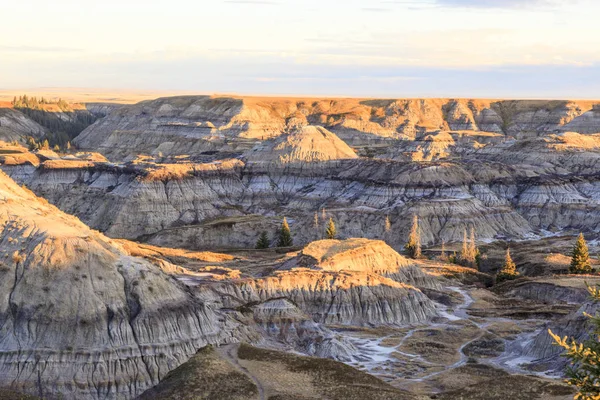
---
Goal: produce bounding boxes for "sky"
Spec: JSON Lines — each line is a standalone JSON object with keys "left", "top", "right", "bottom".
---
{"left": 1, "top": 0, "right": 599, "bottom": 98}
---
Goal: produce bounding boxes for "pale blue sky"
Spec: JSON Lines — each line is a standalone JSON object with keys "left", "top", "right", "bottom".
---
{"left": 1, "top": 0, "right": 599, "bottom": 98}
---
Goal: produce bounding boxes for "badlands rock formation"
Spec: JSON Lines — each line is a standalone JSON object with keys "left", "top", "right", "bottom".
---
{"left": 0, "top": 171, "right": 440, "bottom": 399}
{"left": 3, "top": 96, "right": 600, "bottom": 251}
{"left": 73, "top": 97, "right": 600, "bottom": 161}
{"left": 0, "top": 170, "right": 248, "bottom": 399}
{"left": 0, "top": 107, "right": 46, "bottom": 143}
{"left": 244, "top": 125, "right": 358, "bottom": 164}
{"left": 207, "top": 239, "right": 439, "bottom": 328}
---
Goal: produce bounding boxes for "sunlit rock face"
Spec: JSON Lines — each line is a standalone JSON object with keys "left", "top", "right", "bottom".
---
{"left": 206, "top": 239, "right": 439, "bottom": 327}
{"left": 73, "top": 97, "right": 600, "bottom": 161}
{"left": 0, "top": 171, "right": 249, "bottom": 400}
{"left": 244, "top": 125, "right": 358, "bottom": 164}
{"left": 5, "top": 96, "right": 600, "bottom": 251}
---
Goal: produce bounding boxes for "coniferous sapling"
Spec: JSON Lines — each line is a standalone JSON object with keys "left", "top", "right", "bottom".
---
{"left": 496, "top": 248, "right": 519, "bottom": 282}
{"left": 570, "top": 233, "right": 593, "bottom": 274}
{"left": 256, "top": 231, "right": 270, "bottom": 249}
{"left": 439, "top": 241, "right": 448, "bottom": 262}
{"left": 325, "top": 218, "right": 336, "bottom": 240}
{"left": 550, "top": 283, "right": 600, "bottom": 399}
{"left": 405, "top": 215, "right": 421, "bottom": 259}
{"left": 277, "top": 218, "right": 293, "bottom": 247}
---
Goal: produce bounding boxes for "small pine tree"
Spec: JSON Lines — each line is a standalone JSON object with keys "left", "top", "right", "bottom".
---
{"left": 439, "top": 240, "right": 448, "bottom": 262}
{"left": 325, "top": 218, "right": 336, "bottom": 240}
{"left": 256, "top": 231, "right": 270, "bottom": 249}
{"left": 449, "top": 251, "right": 458, "bottom": 264}
{"left": 385, "top": 215, "right": 391, "bottom": 234}
{"left": 469, "top": 228, "right": 478, "bottom": 260}
{"left": 277, "top": 218, "right": 293, "bottom": 247}
{"left": 66, "top": 141, "right": 72, "bottom": 151}
{"left": 550, "top": 283, "right": 600, "bottom": 399}
{"left": 496, "top": 248, "right": 519, "bottom": 282}
{"left": 570, "top": 233, "right": 593, "bottom": 274}
{"left": 405, "top": 215, "right": 421, "bottom": 259}
{"left": 460, "top": 229, "right": 469, "bottom": 263}
{"left": 41, "top": 139, "right": 50, "bottom": 150}
{"left": 460, "top": 227, "right": 478, "bottom": 268}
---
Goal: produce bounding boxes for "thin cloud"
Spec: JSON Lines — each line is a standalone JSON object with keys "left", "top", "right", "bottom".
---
{"left": 0, "top": 45, "right": 82, "bottom": 53}
{"left": 382, "top": 0, "right": 557, "bottom": 9}
{"left": 434, "top": 0, "right": 554, "bottom": 8}
{"left": 223, "top": 0, "right": 280, "bottom": 4}
{"left": 361, "top": 7, "right": 393, "bottom": 12}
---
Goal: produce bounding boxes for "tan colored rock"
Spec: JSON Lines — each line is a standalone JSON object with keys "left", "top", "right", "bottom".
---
{"left": 244, "top": 125, "right": 357, "bottom": 164}
{"left": 0, "top": 170, "right": 248, "bottom": 399}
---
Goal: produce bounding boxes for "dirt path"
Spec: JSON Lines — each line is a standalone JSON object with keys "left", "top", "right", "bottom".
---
{"left": 217, "top": 343, "right": 266, "bottom": 400}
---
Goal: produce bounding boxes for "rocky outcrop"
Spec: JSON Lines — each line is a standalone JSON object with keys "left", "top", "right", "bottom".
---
{"left": 73, "top": 97, "right": 600, "bottom": 161}
{"left": 205, "top": 240, "right": 439, "bottom": 327}
{"left": 0, "top": 171, "right": 249, "bottom": 399}
{"left": 0, "top": 108, "right": 46, "bottom": 143}
{"left": 5, "top": 96, "right": 600, "bottom": 251}
{"left": 282, "top": 239, "right": 439, "bottom": 289}
{"left": 496, "top": 277, "right": 600, "bottom": 372}
{"left": 0, "top": 155, "right": 565, "bottom": 249}
{"left": 244, "top": 125, "right": 357, "bottom": 164}
{"left": 249, "top": 298, "right": 357, "bottom": 360}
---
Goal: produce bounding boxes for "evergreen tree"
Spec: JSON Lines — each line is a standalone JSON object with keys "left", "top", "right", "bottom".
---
{"left": 41, "top": 139, "right": 50, "bottom": 150}
{"left": 256, "top": 231, "right": 270, "bottom": 249}
{"left": 404, "top": 215, "right": 421, "bottom": 259}
{"left": 460, "top": 227, "right": 478, "bottom": 268}
{"left": 469, "top": 228, "right": 478, "bottom": 260}
{"left": 550, "top": 283, "right": 600, "bottom": 399}
{"left": 460, "top": 228, "right": 469, "bottom": 263}
{"left": 277, "top": 218, "right": 293, "bottom": 247}
{"left": 66, "top": 141, "right": 72, "bottom": 151}
{"left": 439, "top": 241, "right": 448, "bottom": 262}
{"left": 496, "top": 248, "right": 519, "bottom": 282}
{"left": 385, "top": 215, "right": 391, "bottom": 234}
{"left": 325, "top": 218, "right": 336, "bottom": 240}
{"left": 570, "top": 233, "right": 593, "bottom": 274}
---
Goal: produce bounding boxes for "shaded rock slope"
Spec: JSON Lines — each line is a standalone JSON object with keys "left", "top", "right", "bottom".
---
{"left": 0, "top": 170, "right": 248, "bottom": 399}
{"left": 0, "top": 108, "right": 46, "bottom": 143}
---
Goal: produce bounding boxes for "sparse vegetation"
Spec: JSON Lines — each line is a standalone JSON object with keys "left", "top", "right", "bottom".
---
{"left": 550, "top": 283, "right": 600, "bottom": 399}
{"left": 496, "top": 248, "right": 520, "bottom": 283}
{"left": 570, "top": 233, "right": 593, "bottom": 274}
{"left": 459, "top": 227, "right": 480, "bottom": 269}
{"left": 12, "top": 95, "right": 97, "bottom": 147}
{"left": 255, "top": 231, "right": 270, "bottom": 249}
{"left": 325, "top": 217, "right": 336, "bottom": 240}
{"left": 137, "top": 345, "right": 259, "bottom": 400}
{"left": 404, "top": 215, "right": 421, "bottom": 259}
{"left": 384, "top": 215, "right": 391, "bottom": 241}
{"left": 439, "top": 240, "right": 449, "bottom": 262}
{"left": 277, "top": 217, "right": 293, "bottom": 247}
